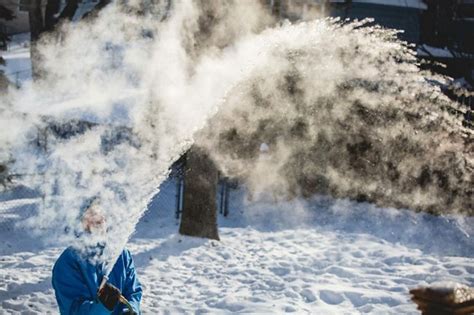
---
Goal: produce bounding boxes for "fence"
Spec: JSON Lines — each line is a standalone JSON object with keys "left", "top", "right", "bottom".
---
{"left": 0, "top": 170, "right": 235, "bottom": 235}
{"left": 170, "top": 157, "right": 233, "bottom": 220}
{"left": 3, "top": 68, "right": 32, "bottom": 88}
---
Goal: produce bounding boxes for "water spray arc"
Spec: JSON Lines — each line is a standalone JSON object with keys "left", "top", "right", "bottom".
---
{"left": 0, "top": 0, "right": 471, "bottom": 274}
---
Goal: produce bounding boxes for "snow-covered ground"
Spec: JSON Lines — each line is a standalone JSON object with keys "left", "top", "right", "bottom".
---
{"left": 0, "top": 180, "right": 473, "bottom": 314}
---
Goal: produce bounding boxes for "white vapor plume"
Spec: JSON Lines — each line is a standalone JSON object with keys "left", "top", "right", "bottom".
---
{"left": 0, "top": 0, "right": 472, "bottom": 272}
{"left": 196, "top": 19, "right": 473, "bottom": 215}
{"left": 0, "top": 0, "right": 275, "bottom": 269}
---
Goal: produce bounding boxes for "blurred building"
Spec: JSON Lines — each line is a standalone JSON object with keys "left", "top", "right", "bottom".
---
{"left": 267, "top": 0, "right": 473, "bottom": 126}
{"left": 268, "top": 0, "right": 474, "bottom": 84}
{"left": 330, "top": 0, "right": 426, "bottom": 44}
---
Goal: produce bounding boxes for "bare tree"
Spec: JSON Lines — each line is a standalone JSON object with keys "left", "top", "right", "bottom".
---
{"left": 27, "top": 0, "right": 111, "bottom": 78}
{"left": 0, "top": 4, "right": 14, "bottom": 90}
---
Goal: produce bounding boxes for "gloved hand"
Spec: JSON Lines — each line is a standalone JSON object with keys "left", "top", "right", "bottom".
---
{"left": 97, "top": 282, "right": 121, "bottom": 311}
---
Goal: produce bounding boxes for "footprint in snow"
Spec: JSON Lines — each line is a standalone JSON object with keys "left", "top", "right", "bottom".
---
{"left": 269, "top": 266, "right": 291, "bottom": 276}
{"left": 448, "top": 268, "right": 464, "bottom": 276}
{"left": 344, "top": 292, "right": 368, "bottom": 307}
{"left": 325, "top": 266, "right": 356, "bottom": 279}
{"left": 319, "top": 290, "right": 345, "bottom": 305}
{"left": 284, "top": 305, "right": 297, "bottom": 312}
{"left": 465, "top": 266, "right": 474, "bottom": 274}
{"left": 300, "top": 288, "right": 317, "bottom": 303}
{"left": 212, "top": 297, "right": 245, "bottom": 312}
{"left": 352, "top": 251, "right": 365, "bottom": 258}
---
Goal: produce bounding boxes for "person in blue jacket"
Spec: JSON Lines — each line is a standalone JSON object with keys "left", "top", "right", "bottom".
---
{"left": 52, "top": 198, "right": 142, "bottom": 314}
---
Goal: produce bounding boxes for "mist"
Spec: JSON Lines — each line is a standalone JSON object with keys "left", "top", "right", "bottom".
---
{"left": 0, "top": 0, "right": 472, "bottom": 271}
{"left": 197, "top": 19, "right": 473, "bottom": 216}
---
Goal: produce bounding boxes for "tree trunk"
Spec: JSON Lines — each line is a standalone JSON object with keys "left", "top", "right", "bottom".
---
{"left": 28, "top": 0, "right": 43, "bottom": 79}
{"left": 44, "top": 0, "right": 61, "bottom": 32}
{"left": 271, "top": 0, "right": 281, "bottom": 17}
{"left": 28, "top": 0, "right": 43, "bottom": 42}
{"left": 0, "top": 72, "right": 8, "bottom": 91}
{"left": 28, "top": 0, "right": 82, "bottom": 80}
{"left": 58, "top": 0, "right": 79, "bottom": 21}
{"left": 179, "top": 146, "right": 219, "bottom": 241}
{"left": 82, "top": 0, "right": 111, "bottom": 20}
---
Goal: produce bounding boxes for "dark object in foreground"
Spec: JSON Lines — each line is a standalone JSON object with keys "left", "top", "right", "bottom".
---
{"left": 98, "top": 282, "right": 121, "bottom": 311}
{"left": 410, "top": 284, "right": 474, "bottom": 315}
{"left": 98, "top": 277, "right": 137, "bottom": 314}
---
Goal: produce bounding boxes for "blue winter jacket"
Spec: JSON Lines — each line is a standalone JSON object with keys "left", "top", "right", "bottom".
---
{"left": 52, "top": 246, "right": 142, "bottom": 314}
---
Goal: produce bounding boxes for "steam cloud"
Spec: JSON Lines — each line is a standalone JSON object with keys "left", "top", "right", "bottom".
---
{"left": 198, "top": 19, "right": 473, "bottom": 216}
{"left": 0, "top": 0, "right": 472, "bottom": 270}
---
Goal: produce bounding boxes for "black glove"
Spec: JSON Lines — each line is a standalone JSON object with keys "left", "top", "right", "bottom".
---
{"left": 97, "top": 282, "right": 121, "bottom": 311}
